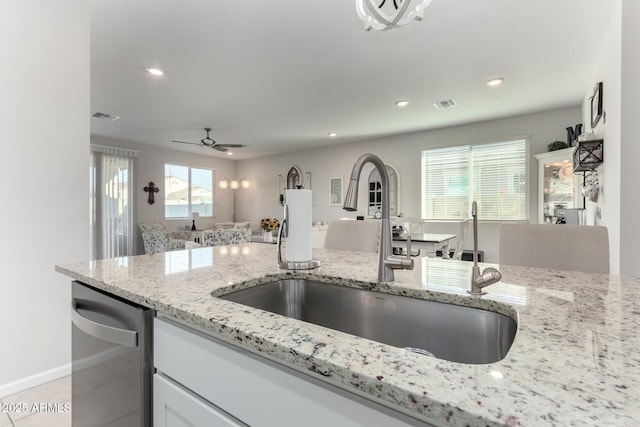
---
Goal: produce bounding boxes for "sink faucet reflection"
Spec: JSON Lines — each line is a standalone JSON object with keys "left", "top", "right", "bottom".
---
{"left": 344, "top": 153, "right": 413, "bottom": 281}
{"left": 468, "top": 201, "right": 502, "bottom": 296}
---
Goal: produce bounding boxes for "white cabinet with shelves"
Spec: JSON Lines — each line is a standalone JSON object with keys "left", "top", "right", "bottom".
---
{"left": 534, "top": 148, "right": 583, "bottom": 224}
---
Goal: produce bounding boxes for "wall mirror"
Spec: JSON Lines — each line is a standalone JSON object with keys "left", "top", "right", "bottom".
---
{"left": 367, "top": 164, "right": 399, "bottom": 217}
{"left": 278, "top": 165, "right": 311, "bottom": 205}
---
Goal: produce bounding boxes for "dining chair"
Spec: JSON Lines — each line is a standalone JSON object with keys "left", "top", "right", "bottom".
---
{"left": 450, "top": 219, "right": 471, "bottom": 260}
{"left": 324, "top": 220, "right": 380, "bottom": 253}
{"left": 498, "top": 223, "right": 609, "bottom": 273}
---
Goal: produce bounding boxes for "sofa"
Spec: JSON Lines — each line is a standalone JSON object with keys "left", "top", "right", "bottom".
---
{"left": 202, "top": 227, "right": 252, "bottom": 246}
{"left": 221, "top": 220, "right": 277, "bottom": 242}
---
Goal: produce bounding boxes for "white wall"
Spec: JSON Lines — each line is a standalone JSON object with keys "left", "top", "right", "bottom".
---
{"left": 619, "top": 0, "right": 640, "bottom": 278}
{"left": 580, "top": 1, "right": 640, "bottom": 277}
{"left": 0, "top": 1, "right": 89, "bottom": 394}
{"left": 91, "top": 136, "right": 238, "bottom": 255}
{"left": 236, "top": 107, "right": 581, "bottom": 263}
{"left": 581, "top": 0, "right": 621, "bottom": 274}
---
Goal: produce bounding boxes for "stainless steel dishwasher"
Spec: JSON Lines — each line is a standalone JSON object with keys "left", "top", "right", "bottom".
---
{"left": 71, "top": 281, "right": 152, "bottom": 426}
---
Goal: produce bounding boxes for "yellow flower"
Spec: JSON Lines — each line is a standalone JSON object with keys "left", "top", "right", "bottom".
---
{"left": 260, "top": 218, "right": 280, "bottom": 231}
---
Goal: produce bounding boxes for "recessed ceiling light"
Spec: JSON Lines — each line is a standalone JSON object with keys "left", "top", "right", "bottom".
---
{"left": 486, "top": 77, "right": 504, "bottom": 87}
{"left": 395, "top": 100, "right": 409, "bottom": 107}
{"left": 328, "top": 132, "right": 337, "bottom": 138}
{"left": 226, "top": 152, "right": 233, "bottom": 156}
{"left": 146, "top": 67, "right": 164, "bottom": 76}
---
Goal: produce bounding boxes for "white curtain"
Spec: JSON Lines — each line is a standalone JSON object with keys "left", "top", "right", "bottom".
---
{"left": 90, "top": 145, "right": 138, "bottom": 260}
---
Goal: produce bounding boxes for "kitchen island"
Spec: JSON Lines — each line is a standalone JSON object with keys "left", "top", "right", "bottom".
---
{"left": 56, "top": 243, "right": 640, "bottom": 426}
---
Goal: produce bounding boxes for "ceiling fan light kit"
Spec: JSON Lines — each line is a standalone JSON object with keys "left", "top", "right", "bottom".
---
{"left": 356, "top": 0, "right": 432, "bottom": 31}
{"left": 200, "top": 128, "right": 216, "bottom": 147}
{"left": 171, "top": 127, "right": 246, "bottom": 152}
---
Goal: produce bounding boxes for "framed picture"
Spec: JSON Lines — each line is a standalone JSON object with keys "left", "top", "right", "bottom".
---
{"left": 590, "top": 81, "right": 603, "bottom": 128}
{"left": 329, "top": 177, "right": 343, "bottom": 206}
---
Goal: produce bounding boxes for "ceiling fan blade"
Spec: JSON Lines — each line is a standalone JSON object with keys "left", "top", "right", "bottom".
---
{"left": 171, "top": 140, "right": 201, "bottom": 146}
{"left": 212, "top": 145, "right": 229, "bottom": 152}
{"left": 216, "top": 144, "right": 246, "bottom": 148}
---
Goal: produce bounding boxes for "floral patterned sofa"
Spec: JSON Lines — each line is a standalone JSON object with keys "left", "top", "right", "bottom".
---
{"left": 202, "top": 227, "right": 252, "bottom": 246}
{"left": 140, "top": 222, "right": 253, "bottom": 254}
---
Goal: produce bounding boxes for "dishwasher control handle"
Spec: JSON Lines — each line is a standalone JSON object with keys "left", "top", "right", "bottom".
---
{"left": 71, "top": 299, "right": 138, "bottom": 348}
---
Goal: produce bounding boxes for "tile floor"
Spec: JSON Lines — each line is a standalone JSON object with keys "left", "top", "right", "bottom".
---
{"left": 0, "top": 376, "right": 71, "bottom": 427}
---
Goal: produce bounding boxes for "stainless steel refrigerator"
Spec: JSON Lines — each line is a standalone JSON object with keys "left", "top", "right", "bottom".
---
{"left": 71, "top": 281, "right": 152, "bottom": 426}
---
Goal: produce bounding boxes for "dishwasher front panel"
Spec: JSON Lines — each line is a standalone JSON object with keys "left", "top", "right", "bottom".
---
{"left": 71, "top": 281, "right": 152, "bottom": 427}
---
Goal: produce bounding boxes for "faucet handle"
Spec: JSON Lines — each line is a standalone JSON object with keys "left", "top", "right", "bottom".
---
{"left": 468, "top": 266, "right": 502, "bottom": 297}
{"left": 387, "top": 233, "right": 414, "bottom": 270}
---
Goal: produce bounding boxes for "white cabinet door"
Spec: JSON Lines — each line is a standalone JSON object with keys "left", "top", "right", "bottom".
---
{"left": 154, "top": 374, "right": 247, "bottom": 427}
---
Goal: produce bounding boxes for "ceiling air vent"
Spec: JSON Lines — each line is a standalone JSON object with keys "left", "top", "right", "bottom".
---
{"left": 432, "top": 99, "right": 457, "bottom": 109}
{"left": 92, "top": 112, "right": 120, "bottom": 121}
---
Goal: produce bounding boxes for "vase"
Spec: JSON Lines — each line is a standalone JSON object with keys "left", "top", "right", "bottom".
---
{"left": 262, "top": 230, "right": 273, "bottom": 243}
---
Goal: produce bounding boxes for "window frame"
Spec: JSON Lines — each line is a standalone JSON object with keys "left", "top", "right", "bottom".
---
{"left": 164, "top": 163, "right": 215, "bottom": 219}
{"left": 421, "top": 139, "right": 529, "bottom": 222}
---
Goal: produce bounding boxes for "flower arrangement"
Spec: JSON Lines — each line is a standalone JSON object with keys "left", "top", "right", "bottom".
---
{"left": 260, "top": 218, "right": 280, "bottom": 232}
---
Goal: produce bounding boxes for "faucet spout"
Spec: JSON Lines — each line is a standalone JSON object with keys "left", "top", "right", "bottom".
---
{"left": 344, "top": 154, "right": 413, "bottom": 282}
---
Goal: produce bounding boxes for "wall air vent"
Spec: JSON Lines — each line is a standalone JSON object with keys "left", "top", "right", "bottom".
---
{"left": 92, "top": 112, "right": 120, "bottom": 121}
{"left": 432, "top": 99, "right": 457, "bottom": 109}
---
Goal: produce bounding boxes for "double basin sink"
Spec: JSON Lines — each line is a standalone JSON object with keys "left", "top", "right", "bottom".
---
{"left": 220, "top": 279, "right": 516, "bottom": 364}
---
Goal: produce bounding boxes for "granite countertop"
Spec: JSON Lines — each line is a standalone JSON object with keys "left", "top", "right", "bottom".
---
{"left": 56, "top": 244, "right": 640, "bottom": 426}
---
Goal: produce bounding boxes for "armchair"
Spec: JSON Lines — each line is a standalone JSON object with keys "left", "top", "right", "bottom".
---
{"left": 139, "top": 222, "right": 189, "bottom": 254}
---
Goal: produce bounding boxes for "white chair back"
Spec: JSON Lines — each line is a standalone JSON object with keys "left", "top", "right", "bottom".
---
{"left": 324, "top": 220, "right": 380, "bottom": 253}
{"left": 499, "top": 224, "right": 609, "bottom": 273}
{"left": 451, "top": 219, "right": 471, "bottom": 260}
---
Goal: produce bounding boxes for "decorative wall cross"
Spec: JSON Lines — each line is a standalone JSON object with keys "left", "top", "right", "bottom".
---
{"left": 143, "top": 181, "right": 160, "bottom": 205}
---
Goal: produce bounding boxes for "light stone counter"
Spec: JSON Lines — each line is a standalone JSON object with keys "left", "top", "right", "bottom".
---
{"left": 56, "top": 244, "right": 640, "bottom": 426}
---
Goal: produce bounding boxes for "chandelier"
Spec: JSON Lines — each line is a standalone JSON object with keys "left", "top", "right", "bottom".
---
{"left": 356, "top": 0, "right": 432, "bottom": 31}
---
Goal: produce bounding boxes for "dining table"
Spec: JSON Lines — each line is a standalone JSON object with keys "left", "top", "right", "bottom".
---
{"left": 393, "top": 232, "right": 457, "bottom": 258}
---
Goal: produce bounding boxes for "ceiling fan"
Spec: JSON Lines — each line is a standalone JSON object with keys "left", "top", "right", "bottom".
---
{"left": 171, "top": 128, "right": 246, "bottom": 152}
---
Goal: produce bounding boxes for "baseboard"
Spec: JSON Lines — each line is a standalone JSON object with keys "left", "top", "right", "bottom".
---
{"left": 0, "top": 363, "right": 71, "bottom": 399}
{"left": 0, "top": 346, "right": 128, "bottom": 399}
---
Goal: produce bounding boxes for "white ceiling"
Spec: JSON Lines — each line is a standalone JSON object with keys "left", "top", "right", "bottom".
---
{"left": 90, "top": 0, "right": 616, "bottom": 160}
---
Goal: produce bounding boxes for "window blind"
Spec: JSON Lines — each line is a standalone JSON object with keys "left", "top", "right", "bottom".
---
{"left": 422, "top": 140, "right": 528, "bottom": 221}
{"left": 421, "top": 145, "right": 470, "bottom": 220}
{"left": 471, "top": 140, "right": 528, "bottom": 220}
{"left": 90, "top": 152, "right": 134, "bottom": 260}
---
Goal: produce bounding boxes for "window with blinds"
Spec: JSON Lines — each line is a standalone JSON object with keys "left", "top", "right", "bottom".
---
{"left": 421, "top": 139, "right": 528, "bottom": 221}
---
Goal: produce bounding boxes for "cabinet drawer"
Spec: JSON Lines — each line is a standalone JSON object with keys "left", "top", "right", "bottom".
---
{"left": 154, "top": 374, "right": 246, "bottom": 427}
{"left": 154, "top": 317, "right": 424, "bottom": 427}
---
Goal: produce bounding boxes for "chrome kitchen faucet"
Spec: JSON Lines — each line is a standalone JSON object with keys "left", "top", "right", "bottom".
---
{"left": 343, "top": 153, "right": 413, "bottom": 282}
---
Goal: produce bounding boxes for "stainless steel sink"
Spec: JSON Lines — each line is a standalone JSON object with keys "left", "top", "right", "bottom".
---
{"left": 219, "top": 279, "right": 516, "bottom": 364}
